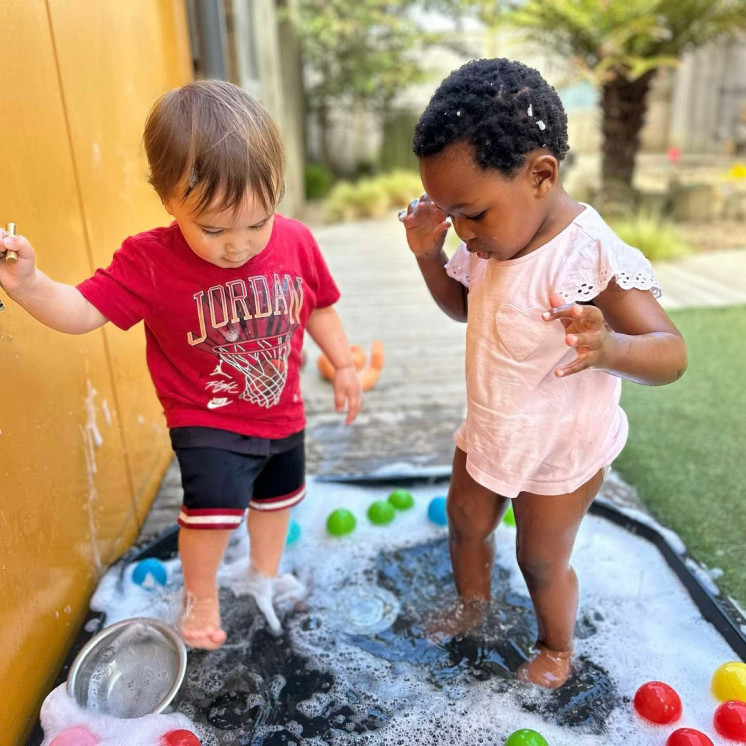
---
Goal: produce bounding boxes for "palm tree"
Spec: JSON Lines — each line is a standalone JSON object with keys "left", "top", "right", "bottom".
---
{"left": 484, "top": 0, "right": 746, "bottom": 206}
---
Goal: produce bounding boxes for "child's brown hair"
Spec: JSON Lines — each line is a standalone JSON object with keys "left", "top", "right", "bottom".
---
{"left": 144, "top": 79, "right": 285, "bottom": 215}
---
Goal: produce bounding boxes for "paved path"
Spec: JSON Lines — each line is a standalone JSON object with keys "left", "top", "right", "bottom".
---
{"left": 137, "top": 217, "right": 746, "bottom": 542}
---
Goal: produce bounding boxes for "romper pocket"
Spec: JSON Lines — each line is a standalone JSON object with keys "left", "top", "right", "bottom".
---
{"left": 495, "top": 304, "right": 551, "bottom": 361}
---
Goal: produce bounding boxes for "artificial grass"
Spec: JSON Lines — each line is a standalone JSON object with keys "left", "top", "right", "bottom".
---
{"left": 615, "top": 304, "right": 746, "bottom": 610}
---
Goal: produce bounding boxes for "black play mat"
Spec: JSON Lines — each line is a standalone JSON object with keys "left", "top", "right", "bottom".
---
{"left": 28, "top": 477, "right": 746, "bottom": 745}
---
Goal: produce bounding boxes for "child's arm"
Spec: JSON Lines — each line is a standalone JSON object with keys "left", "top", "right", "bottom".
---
{"left": 0, "top": 229, "right": 108, "bottom": 333}
{"left": 544, "top": 285, "right": 687, "bottom": 385}
{"left": 305, "top": 305, "right": 362, "bottom": 424}
{"left": 400, "top": 195, "right": 468, "bottom": 322}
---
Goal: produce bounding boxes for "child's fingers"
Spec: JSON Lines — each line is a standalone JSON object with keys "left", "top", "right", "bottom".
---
{"left": 542, "top": 301, "right": 581, "bottom": 321}
{"left": 334, "top": 384, "right": 345, "bottom": 413}
{"left": 554, "top": 351, "right": 592, "bottom": 378}
{"left": 397, "top": 194, "right": 445, "bottom": 223}
{"left": 345, "top": 389, "right": 363, "bottom": 425}
{"left": 565, "top": 332, "right": 602, "bottom": 351}
{"left": 1, "top": 233, "right": 26, "bottom": 265}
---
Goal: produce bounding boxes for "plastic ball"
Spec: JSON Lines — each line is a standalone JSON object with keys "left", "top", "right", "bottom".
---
{"left": 427, "top": 496, "right": 448, "bottom": 526}
{"left": 504, "top": 729, "right": 548, "bottom": 746}
{"left": 388, "top": 488, "right": 414, "bottom": 510}
{"left": 714, "top": 700, "right": 746, "bottom": 742}
{"left": 326, "top": 508, "right": 356, "bottom": 536}
{"left": 367, "top": 500, "right": 396, "bottom": 525}
{"left": 633, "top": 681, "right": 682, "bottom": 725}
{"left": 712, "top": 661, "right": 746, "bottom": 702}
{"left": 666, "top": 728, "right": 714, "bottom": 746}
{"left": 503, "top": 504, "right": 516, "bottom": 527}
{"left": 50, "top": 727, "right": 99, "bottom": 746}
{"left": 131, "top": 557, "right": 168, "bottom": 588}
{"left": 285, "top": 518, "right": 301, "bottom": 545}
{"left": 161, "top": 730, "right": 202, "bottom": 746}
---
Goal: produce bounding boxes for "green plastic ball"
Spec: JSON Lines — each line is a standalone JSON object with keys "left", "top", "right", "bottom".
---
{"left": 388, "top": 488, "right": 415, "bottom": 510}
{"left": 503, "top": 504, "right": 516, "bottom": 527}
{"left": 326, "top": 508, "right": 356, "bottom": 536}
{"left": 367, "top": 500, "right": 396, "bottom": 525}
{"left": 504, "top": 729, "right": 548, "bottom": 746}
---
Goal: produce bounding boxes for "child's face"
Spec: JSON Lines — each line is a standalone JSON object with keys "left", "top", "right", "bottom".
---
{"left": 165, "top": 190, "right": 274, "bottom": 269}
{"left": 420, "top": 142, "right": 551, "bottom": 261}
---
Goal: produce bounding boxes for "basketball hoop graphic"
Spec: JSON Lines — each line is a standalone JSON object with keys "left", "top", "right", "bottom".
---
{"left": 191, "top": 276, "right": 301, "bottom": 409}
{"left": 215, "top": 332, "right": 293, "bottom": 408}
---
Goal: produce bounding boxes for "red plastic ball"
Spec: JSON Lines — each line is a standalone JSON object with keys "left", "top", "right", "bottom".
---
{"left": 633, "top": 681, "right": 683, "bottom": 724}
{"left": 714, "top": 700, "right": 746, "bottom": 742}
{"left": 160, "top": 730, "right": 201, "bottom": 746}
{"left": 666, "top": 728, "right": 714, "bottom": 746}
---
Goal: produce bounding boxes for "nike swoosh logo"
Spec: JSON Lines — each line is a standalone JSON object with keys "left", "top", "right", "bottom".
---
{"left": 207, "top": 398, "right": 232, "bottom": 410}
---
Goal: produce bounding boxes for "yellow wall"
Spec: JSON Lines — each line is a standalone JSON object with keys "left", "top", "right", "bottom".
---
{"left": 0, "top": 2, "right": 192, "bottom": 742}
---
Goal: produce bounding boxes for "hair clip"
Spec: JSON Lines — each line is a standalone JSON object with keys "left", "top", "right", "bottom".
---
{"left": 187, "top": 168, "right": 198, "bottom": 189}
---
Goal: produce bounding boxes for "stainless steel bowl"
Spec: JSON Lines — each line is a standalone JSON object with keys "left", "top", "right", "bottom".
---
{"left": 66, "top": 617, "right": 186, "bottom": 718}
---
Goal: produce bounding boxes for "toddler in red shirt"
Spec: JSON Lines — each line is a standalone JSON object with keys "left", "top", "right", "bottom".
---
{"left": 0, "top": 80, "right": 362, "bottom": 649}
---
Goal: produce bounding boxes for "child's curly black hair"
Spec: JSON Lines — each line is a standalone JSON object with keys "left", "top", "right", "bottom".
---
{"left": 413, "top": 58, "right": 569, "bottom": 175}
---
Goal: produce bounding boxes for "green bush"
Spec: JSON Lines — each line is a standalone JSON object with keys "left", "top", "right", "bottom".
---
{"left": 323, "top": 170, "right": 423, "bottom": 223}
{"left": 305, "top": 163, "right": 333, "bottom": 200}
{"left": 608, "top": 210, "right": 692, "bottom": 262}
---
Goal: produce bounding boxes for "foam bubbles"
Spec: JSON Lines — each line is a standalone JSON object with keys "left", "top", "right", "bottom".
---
{"left": 43, "top": 476, "right": 742, "bottom": 744}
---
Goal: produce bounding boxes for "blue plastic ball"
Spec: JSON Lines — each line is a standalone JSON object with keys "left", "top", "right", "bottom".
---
{"left": 286, "top": 518, "right": 301, "bottom": 545}
{"left": 131, "top": 557, "right": 168, "bottom": 588}
{"left": 427, "top": 496, "right": 448, "bottom": 526}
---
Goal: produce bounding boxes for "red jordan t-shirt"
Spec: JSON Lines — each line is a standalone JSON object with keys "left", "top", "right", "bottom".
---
{"left": 78, "top": 215, "right": 339, "bottom": 438}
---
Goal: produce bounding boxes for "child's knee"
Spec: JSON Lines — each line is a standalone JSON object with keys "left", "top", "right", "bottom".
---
{"left": 447, "top": 496, "right": 495, "bottom": 540}
{"left": 516, "top": 549, "right": 568, "bottom": 586}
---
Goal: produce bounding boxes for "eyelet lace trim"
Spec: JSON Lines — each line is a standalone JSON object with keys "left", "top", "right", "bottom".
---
{"left": 445, "top": 244, "right": 473, "bottom": 287}
{"left": 564, "top": 268, "right": 661, "bottom": 303}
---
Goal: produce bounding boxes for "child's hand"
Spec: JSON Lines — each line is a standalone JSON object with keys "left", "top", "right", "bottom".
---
{"left": 398, "top": 194, "right": 451, "bottom": 260}
{"left": 0, "top": 227, "right": 37, "bottom": 294}
{"left": 333, "top": 365, "right": 363, "bottom": 424}
{"left": 543, "top": 292, "right": 612, "bottom": 378}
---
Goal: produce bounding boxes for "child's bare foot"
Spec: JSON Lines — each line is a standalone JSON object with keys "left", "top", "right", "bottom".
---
{"left": 180, "top": 593, "right": 227, "bottom": 650}
{"left": 426, "top": 598, "right": 488, "bottom": 639}
{"left": 516, "top": 642, "right": 572, "bottom": 689}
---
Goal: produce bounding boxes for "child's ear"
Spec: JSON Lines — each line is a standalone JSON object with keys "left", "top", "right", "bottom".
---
{"left": 163, "top": 198, "right": 175, "bottom": 217}
{"left": 529, "top": 154, "right": 558, "bottom": 198}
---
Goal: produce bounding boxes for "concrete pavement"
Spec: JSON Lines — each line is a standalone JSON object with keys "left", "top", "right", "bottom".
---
{"left": 136, "top": 216, "right": 746, "bottom": 543}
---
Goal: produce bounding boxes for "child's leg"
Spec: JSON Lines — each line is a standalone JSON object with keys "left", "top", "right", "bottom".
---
{"left": 244, "top": 440, "right": 307, "bottom": 634}
{"left": 429, "top": 447, "right": 509, "bottom": 635}
{"left": 448, "top": 446, "right": 510, "bottom": 599}
{"left": 247, "top": 507, "right": 291, "bottom": 576}
{"left": 174, "top": 446, "right": 263, "bottom": 649}
{"left": 513, "top": 468, "right": 605, "bottom": 688}
{"left": 179, "top": 527, "right": 232, "bottom": 649}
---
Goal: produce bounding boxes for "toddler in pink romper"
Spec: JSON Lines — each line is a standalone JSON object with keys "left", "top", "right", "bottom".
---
{"left": 445, "top": 204, "right": 661, "bottom": 497}
{"left": 400, "top": 57, "right": 686, "bottom": 689}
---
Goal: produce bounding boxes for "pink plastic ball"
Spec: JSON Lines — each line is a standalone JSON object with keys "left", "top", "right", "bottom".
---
{"left": 633, "top": 681, "right": 683, "bottom": 725}
{"left": 160, "top": 729, "right": 202, "bottom": 746}
{"left": 49, "top": 727, "right": 99, "bottom": 746}
{"left": 713, "top": 700, "right": 746, "bottom": 742}
{"left": 665, "top": 728, "right": 714, "bottom": 746}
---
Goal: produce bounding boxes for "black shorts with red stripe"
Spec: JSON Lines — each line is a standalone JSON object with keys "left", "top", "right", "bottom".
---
{"left": 171, "top": 427, "right": 305, "bottom": 531}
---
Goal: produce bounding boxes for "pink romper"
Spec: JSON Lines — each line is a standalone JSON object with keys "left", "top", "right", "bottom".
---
{"left": 445, "top": 205, "right": 661, "bottom": 498}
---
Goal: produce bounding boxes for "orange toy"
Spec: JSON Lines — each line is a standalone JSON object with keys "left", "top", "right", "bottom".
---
{"left": 317, "top": 341, "right": 384, "bottom": 391}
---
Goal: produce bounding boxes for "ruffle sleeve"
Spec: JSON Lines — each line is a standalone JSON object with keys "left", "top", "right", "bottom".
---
{"left": 445, "top": 242, "right": 479, "bottom": 287}
{"left": 555, "top": 233, "right": 662, "bottom": 303}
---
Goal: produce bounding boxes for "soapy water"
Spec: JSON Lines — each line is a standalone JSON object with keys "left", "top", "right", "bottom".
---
{"left": 41, "top": 477, "right": 741, "bottom": 745}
